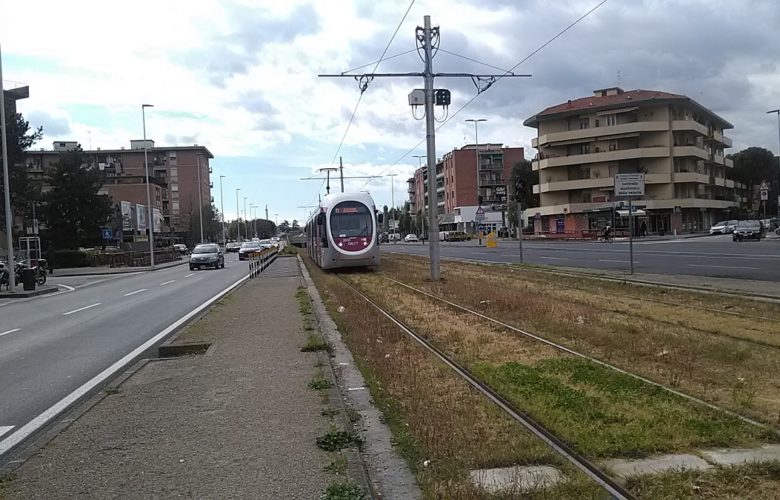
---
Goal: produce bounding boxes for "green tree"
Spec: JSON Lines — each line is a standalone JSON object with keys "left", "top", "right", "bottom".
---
{"left": 728, "top": 147, "right": 778, "bottom": 213}
{"left": 508, "top": 159, "right": 538, "bottom": 227}
{"left": 186, "top": 204, "right": 222, "bottom": 244}
{"left": 291, "top": 219, "right": 300, "bottom": 231}
{"left": 0, "top": 107, "right": 44, "bottom": 224}
{"left": 42, "top": 146, "right": 112, "bottom": 249}
{"left": 278, "top": 220, "right": 291, "bottom": 233}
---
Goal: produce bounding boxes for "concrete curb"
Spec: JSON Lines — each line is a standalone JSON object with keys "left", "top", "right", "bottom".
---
{"left": 298, "top": 256, "right": 422, "bottom": 500}
{"left": 0, "top": 286, "right": 59, "bottom": 299}
{"left": 51, "top": 260, "right": 187, "bottom": 277}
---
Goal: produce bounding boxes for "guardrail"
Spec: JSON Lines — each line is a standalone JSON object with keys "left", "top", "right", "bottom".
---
{"left": 247, "top": 247, "right": 279, "bottom": 278}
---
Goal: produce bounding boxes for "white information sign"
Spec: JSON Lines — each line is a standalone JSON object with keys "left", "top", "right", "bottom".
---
{"left": 614, "top": 173, "right": 645, "bottom": 197}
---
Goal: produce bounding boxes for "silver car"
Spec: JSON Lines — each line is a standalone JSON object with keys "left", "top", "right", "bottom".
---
{"left": 189, "top": 244, "right": 225, "bottom": 270}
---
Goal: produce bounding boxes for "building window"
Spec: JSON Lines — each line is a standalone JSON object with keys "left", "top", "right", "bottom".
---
{"left": 579, "top": 118, "right": 589, "bottom": 129}
{"left": 172, "top": 201, "right": 180, "bottom": 211}
{"left": 605, "top": 114, "right": 617, "bottom": 126}
{"left": 171, "top": 183, "right": 178, "bottom": 192}
{"left": 580, "top": 144, "right": 591, "bottom": 154}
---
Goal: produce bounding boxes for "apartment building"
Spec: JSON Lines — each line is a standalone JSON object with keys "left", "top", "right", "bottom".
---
{"left": 23, "top": 140, "right": 213, "bottom": 242}
{"left": 524, "top": 87, "right": 736, "bottom": 234}
{"left": 407, "top": 144, "right": 524, "bottom": 233}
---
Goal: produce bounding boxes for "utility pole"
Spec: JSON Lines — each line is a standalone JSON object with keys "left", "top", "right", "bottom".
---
{"left": 0, "top": 45, "right": 15, "bottom": 291}
{"left": 339, "top": 156, "right": 345, "bottom": 193}
{"left": 235, "top": 188, "right": 241, "bottom": 243}
{"left": 197, "top": 155, "right": 204, "bottom": 244}
{"left": 265, "top": 205, "right": 269, "bottom": 221}
{"left": 388, "top": 173, "right": 397, "bottom": 243}
{"left": 243, "top": 196, "right": 248, "bottom": 241}
{"left": 768, "top": 109, "right": 780, "bottom": 220}
{"left": 219, "top": 175, "right": 226, "bottom": 244}
{"left": 466, "top": 118, "right": 486, "bottom": 246}
{"left": 141, "top": 104, "right": 155, "bottom": 266}
{"left": 319, "top": 16, "right": 529, "bottom": 281}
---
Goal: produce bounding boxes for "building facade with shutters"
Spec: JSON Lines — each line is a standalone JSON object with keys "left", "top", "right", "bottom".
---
{"left": 524, "top": 87, "right": 737, "bottom": 235}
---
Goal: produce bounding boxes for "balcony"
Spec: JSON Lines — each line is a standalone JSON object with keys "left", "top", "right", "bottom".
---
{"left": 705, "top": 130, "right": 733, "bottom": 148}
{"left": 533, "top": 121, "right": 669, "bottom": 148}
{"left": 533, "top": 146, "right": 669, "bottom": 170}
{"left": 533, "top": 173, "right": 671, "bottom": 194}
{"left": 672, "top": 146, "right": 709, "bottom": 161}
{"left": 671, "top": 120, "right": 708, "bottom": 135}
{"left": 674, "top": 172, "right": 710, "bottom": 184}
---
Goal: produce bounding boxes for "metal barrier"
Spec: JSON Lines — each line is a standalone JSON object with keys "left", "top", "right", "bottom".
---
{"left": 247, "top": 247, "right": 279, "bottom": 278}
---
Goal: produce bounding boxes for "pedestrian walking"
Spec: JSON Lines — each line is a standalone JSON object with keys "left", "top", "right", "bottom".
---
{"left": 640, "top": 221, "right": 647, "bottom": 237}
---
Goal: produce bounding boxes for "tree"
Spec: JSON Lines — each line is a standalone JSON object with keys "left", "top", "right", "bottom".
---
{"left": 728, "top": 147, "right": 778, "bottom": 214}
{"left": 278, "top": 220, "right": 291, "bottom": 233}
{"left": 186, "top": 204, "right": 222, "bottom": 244}
{"left": 42, "top": 146, "right": 112, "bottom": 249}
{"left": 0, "top": 107, "right": 44, "bottom": 224}
{"left": 291, "top": 219, "right": 300, "bottom": 231}
{"left": 507, "top": 159, "right": 538, "bottom": 227}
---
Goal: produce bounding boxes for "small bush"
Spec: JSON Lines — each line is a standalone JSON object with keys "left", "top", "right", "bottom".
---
{"left": 52, "top": 249, "right": 92, "bottom": 268}
{"left": 323, "top": 482, "right": 364, "bottom": 500}
{"left": 309, "top": 379, "right": 333, "bottom": 391}
{"left": 316, "top": 430, "right": 363, "bottom": 452}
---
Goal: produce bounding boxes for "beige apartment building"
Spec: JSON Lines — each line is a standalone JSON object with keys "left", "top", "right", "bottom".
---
{"left": 524, "top": 87, "right": 737, "bottom": 235}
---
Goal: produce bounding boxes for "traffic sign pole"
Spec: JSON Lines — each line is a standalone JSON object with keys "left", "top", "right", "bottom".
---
{"left": 517, "top": 205, "right": 523, "bottom": 264}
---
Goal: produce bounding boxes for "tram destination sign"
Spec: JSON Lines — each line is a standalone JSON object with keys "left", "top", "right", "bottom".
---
{"left": 614, "top": 173, "right": 645, "bottom": 197}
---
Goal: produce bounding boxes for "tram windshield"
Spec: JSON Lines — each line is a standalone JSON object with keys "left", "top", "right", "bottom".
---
{"left": 330, "top": 201, "right": 373, "bottom": 238}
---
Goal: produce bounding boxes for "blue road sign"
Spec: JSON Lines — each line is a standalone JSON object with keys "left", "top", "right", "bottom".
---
{"left": 102, "top": 228, "right": 113, "bottom": 240}
{"left": 477, "top": 224, "right": 485, "bottom": 233}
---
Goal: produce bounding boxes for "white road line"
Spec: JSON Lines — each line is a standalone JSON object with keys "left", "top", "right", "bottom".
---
{"left": 123, "top": 289, "right": 147, "bottom": 297}
{"left": 0, "top": 328, "right": 20, "bottom": 337}
{"left": 62, "top": 303, "right": 101, "bottom": 316}
{"left": 598, "top": 259, "right": 638, "bottom": 264}
{"left": 0, "top": 274, "right": 249, "bottom": 458}
{"left": 687, "top": 264, "right": 759, "bottom": 270}
{"left": 56, "top": 284, "right": 76, "bottom": 291}
{"left": 184, "top": 273, "right": 194, "bottom": 278}
{"left": 0, "top": 426, "right": 13, "bottom": 438}
{"left": 539, "top": 256, "right": 569, "bottom": 260}
{"left": 160, "top": 280, "right": 175, "bottom": 286}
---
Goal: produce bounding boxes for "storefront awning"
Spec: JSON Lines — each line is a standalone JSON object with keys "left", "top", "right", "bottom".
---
{"left": 616, "top": 209, "right": 646, "bottom": 217}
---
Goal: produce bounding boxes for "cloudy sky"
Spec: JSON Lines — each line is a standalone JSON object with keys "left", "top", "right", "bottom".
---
{"left": 2, "top": 0, "right": 779, "bottom": 223}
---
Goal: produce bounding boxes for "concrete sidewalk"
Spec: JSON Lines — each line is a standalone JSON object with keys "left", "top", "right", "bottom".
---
{"left": 0, "top": 258, "right": 341, "bottom": 498}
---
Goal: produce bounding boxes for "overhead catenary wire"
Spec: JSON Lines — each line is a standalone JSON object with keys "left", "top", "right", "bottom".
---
{"left": 359, "top": 0, "right": 609, "bottom": 189}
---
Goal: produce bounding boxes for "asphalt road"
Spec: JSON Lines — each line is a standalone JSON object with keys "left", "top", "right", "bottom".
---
{"left": 383, "top": 234, "right": 780, "bottom": 282}
{"left": 0, "top": 253, "right": 249, "bottom": 458}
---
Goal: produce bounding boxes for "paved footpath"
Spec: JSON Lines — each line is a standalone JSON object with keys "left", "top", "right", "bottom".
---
{"left": 0, "top": 257, "right": 333, "bottom": 499}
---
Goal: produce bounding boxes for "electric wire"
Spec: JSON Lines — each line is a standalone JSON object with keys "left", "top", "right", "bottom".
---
{"left": 342, "top": 49, "right": 418, "bottom": 75}
{"left": 436, "top": 48, "right": 514, "bottom": 74}
{"left": 359, "top": 0, "right": 609, "bottom": 188}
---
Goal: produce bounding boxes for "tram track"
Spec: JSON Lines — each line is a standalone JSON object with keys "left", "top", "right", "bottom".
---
{"left": 335, "top": 274, "right": 636, "bottom": 500}
{"left": 375, "top": 274, "right": 773, "bottom": 431}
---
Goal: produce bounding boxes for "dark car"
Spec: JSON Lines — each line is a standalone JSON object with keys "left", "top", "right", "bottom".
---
{"left": 732, "top": 220, "right": 762, "bottom": 241}
{"left": 189, "top": 244, "right": 224, "bottom": 270}
{"left": 238, "top": 241, "right": 262, "bottom": 260}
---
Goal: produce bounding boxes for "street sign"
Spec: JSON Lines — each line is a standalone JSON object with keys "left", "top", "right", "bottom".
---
{"left": 477, "top": 223, "right": 485, "bottom": 233}
{"left": 760, "top": 189, "right": 769, "bottom": 201}
{"left": 614, "top": 173, "right": 645, "bottom": 197}
{"left": 475, "top": 206, "right": 486, "bottom": 221}
{"left": 102, "top": 228, "right": 113, "bottom": 240}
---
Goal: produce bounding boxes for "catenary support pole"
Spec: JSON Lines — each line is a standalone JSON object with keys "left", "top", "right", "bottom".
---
{"left": 0, "top": 45, "right": 15, "bottom": 291}
{"left": 628, "top": 197, "right": 634, "bottom": 275}
{"left": 517, "top": 205, "right": 524, "bottom": 264}
{"left": 423, "top": 16, "right": 440, "bottom": 281}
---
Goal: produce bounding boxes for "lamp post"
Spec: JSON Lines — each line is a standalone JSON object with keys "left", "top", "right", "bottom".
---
{"left": 466, "top": 118, "right": 487, "bottom": 245}
{"left": 219, "top": 175, "right": 226, "bottom": 244}
{"left": 388, "top": 173, "right": 397, "bottom": 243}
{"left": 250, "top": 204, "right": 257, "bottom": 238}
{"left": 235, "top": 188, "right": 241, "bottom": 243}
{"left": 768, "top": 109, "right": 780, "bottom": 220}
{"left": 412, "top": 155, "right": 425, "bottom": 236}
{"left": 196, "top": 154, "right": 204, "bottom": 244}
{"left": 243, "top": 196, "right": 248, "bottom": 241}
{"left": 1, "top": 44, "right": 16, "bottom": 291}
{"left": 142, "top": 104, "right": 155, "bottom": 266}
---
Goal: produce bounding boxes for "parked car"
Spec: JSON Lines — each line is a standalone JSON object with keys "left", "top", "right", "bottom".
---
{"left": 404, "top": 234, "right": 419, "bottom": 242}
{"left": 173, "top": 243, "right": 188, "bottom": 255}
{"left": 732, "top": 220, "right": 763, "bottom": 241}
{"left": 238, "top": 241, "right": 262, "bottom": 260}
{"left": 709, "top": 220, "right": 737, "bottom": 235}
{"left": 446, "top": 231, "right": 471, "bottom": 242}
{"left": 225, "top": 242, "right": 241, "bottom": 253}
{"left": 388, "top": 233, "right": 402, "bottom": 242}
{"left": 189, "top": 244, "right": 224, "bottom": 270}
{"left": 259, "top": 239, "right": 277, "bottom": 249}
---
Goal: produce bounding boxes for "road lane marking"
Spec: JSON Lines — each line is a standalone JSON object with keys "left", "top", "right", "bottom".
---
{"left": 184, "top": 273, "right": 194, "bottom": 278}
{"left": 0, "top": 274, "right": 249, "bottom": 458}
{"left": 0, "top": 427, "right": 13, "bottom": 438}
{"left": 687, "top": 264, "right": 759, "bottom": 270}
{"left": 62, "top": 303, "right": 101, "bottom": 316}
{"left": 56, "top": 284, "right": 76, "bottom": 291}
{"left": 160, "top": 280, "right": 175, "bottom": 286}
{"left": 0, "top": 328, "right": 20, "bottom": 337}
{"left": 123, "top": 289, "right": 147, "bottom": 297}
{"left": 599, "top": 259, "right": 638, "bottom": 264}
{"left": 539, "top": 256, "right": 570, "bottom": 260}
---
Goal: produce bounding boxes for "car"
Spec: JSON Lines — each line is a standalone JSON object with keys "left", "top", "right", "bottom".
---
{"left": 238, "top": 241, "right": 262, "bottom": 260}
{"left": 404, "top": 234, "right": 419, "bottom": 242}
{"left": 732, "top": 220, "right": 762, "bottom": 241}
{"left": 446, "top": 231, "right": 471, "bottom": 242}
{"left": 388, "top": 233, "right": 401, "bottom": 242}
{"left": 173, "top": 243, "right": 188, "bottom": 255}
{"left": 189, "top": 243, "right": 224, "bottom": 270}
{"left": 225, "top": 242, "right": 241, "bottom": 253}
{"left": 709, "top": 221, "right": 730, "bottom": 235}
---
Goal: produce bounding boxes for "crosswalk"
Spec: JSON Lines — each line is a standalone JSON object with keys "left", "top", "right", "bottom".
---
{"left": 0, "top": 426, "right": 14, "bottom": 438}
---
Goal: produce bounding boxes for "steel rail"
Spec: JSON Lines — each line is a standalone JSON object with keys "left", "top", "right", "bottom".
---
{"left": 336, "top": 275, "right": 635, "bottom": 500}
{"left": 381, "top": 275, "right": 775, "bottom": 431}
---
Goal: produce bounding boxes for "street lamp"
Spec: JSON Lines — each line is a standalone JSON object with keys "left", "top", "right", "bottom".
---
{"left": 235, "top": 188, "right": 241, "bottom": 243}
{"left": 196, "top": 154, "right": 204, "bottom": 244}
{"left": 466, "top": 118, "right": 487, "bottom": 245}
{"left": 412, "top": 155, "right": 425, "bottom": 236}
{"left": 1, "top": 44, "right": 16, "bottom": 291}
{"left": 768, "top": 109, "right": 780, "bottom": 220}
{"left": 243, "top": 196, "right": 248, "bottom": 241}
{"left": 142, "top": 104, "right": 155, "bottom": 266}
{"left": 219, "top": 175, "right": 226, "bottom": 244}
